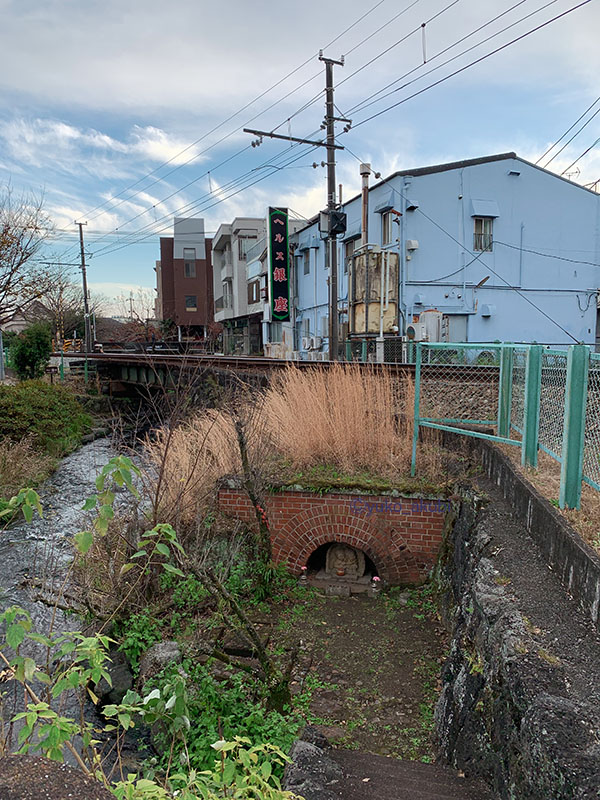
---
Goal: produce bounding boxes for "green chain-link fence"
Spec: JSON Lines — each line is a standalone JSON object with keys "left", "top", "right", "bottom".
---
{"left": 411, "top": 341, "right": 598, "bottom": 510}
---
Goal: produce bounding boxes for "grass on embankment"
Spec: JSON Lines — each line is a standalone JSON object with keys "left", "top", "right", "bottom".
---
{"left": 0, "top": 381, "right": 91, "bottom": 504}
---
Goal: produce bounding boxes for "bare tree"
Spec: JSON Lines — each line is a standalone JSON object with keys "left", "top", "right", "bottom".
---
{"left": 28, "top": 263, "right": 106, "bottom": 340}
{"left": 0, "top": 187, "right": 53, "bottom": 326}
{"left": 115, "top": 287, "right": 155, "bottom": 323}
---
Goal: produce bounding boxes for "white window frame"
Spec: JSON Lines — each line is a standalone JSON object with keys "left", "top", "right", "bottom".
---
{"left": 473, "top": 217, "right": 493, "bottom": 252}
{"left": 381, "top": 211, "right": 393, "bottom": 246}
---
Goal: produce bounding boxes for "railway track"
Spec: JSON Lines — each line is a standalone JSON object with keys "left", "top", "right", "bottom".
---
{"left": 59, "top": 351, "right": 500, "bottom": 383}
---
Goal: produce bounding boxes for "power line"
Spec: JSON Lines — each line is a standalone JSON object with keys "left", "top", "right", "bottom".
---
{"left": 560, "top": 135, "right": 600, "bottom": 176}
{"left": 91, "top": 145, "right": 321, "bottom": 260}
{"left": 345, "top": 0, "right": 539, "bottom": 117}
{"left": 64, "top": 1, "right": 467, "bottom": 260}
{"left": 88, "top": 138, "right": 322, "bottom": 258}
{"left": 495, "top": 239, "right": 600, "bottom": 267}
{"left": 537, "top": 94, "right": 600, "bottom": 166}
{"left": 350, "top": 0, "right": 593, "bottom": 130}
{"left": 542, "top": 104, "right": 600, "bottom": 169}
{"left": 73, "top": 0, "right": 393, "bottom": 225}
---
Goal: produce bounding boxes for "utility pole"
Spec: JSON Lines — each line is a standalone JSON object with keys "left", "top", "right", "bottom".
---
{"left": 320, "top": 51, "right": 344, "bottom": 361}
{"left": 76, "top": 221, "right": 92, "bottom": 353}
{"left": 243, "top": 51, "right": 347, "bottom": 360}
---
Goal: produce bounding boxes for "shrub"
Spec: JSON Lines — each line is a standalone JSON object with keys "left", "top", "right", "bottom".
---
{"left": 0, "top": 381, "right": 90, "bottom": 457}
{"left": 11, "top": 322, "right": 52, "bottom": 379}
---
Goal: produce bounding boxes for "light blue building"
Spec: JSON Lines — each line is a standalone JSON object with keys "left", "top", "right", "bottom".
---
{"left": 291, "top": 152, "right": 600, "bottom": 357}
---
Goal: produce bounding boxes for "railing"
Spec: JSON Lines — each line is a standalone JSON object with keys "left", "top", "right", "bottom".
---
{"left": 411, "top": 341, "right": 599, "bottom": 510}
{"left": 245, "top": 236, "right": 266, "bottom": 264}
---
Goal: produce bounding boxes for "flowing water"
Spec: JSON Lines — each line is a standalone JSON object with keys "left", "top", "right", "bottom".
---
{"left": 0, "top": 439, "right": 117, "bottom": 758}
{"left": 0, "top": 439, "right": 115, "bottom": 630}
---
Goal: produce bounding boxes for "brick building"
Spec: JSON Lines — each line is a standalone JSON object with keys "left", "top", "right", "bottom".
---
{"left": 156, "top": 217, "right": 214, "bottom": 337}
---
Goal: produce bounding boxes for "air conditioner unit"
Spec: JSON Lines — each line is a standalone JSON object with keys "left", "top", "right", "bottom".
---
{"left": 405, "top": 322, "right": 428, "bottom": 342}
{"left": 311, "top": 336, "right": 322, "bottom": 350}
{"left": 301, "top": 336, "right": 312, "bottom": 350}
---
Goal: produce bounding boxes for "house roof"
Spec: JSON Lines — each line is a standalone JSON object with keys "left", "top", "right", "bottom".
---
{"left": 293, "top": 151, "right": 599, "bottom": 236}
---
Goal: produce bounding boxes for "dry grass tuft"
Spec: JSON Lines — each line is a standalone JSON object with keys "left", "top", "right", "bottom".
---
{"left": 498, "top": 445, "right": 600, "bottom": 553}
{"left": 263, "top": 364, "right": 413, "bottom": 477}
{"left": 0, "top": 436, "right": 54, "bottom": 500}
{"left": 143, "top": 365, "right": 450, "bottom": 540}
{"left": 144, "top": 410, "right": 239, "bottom": 533}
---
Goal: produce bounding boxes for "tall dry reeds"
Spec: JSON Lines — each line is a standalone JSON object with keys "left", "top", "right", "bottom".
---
{"left": 144, "top": 409, "right": 239, "bottom": 533}
{"left": 143, "top": 364, "right": 445, "bottom": 539}
{"left": 0, "top": 436, "right": 54, "bottom": 500}
{"left": 263, "top": 364, "right": 415, "bottom": 477}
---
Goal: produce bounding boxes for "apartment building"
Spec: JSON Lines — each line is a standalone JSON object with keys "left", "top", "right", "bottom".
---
{"left": 155, "top": 217, "right": 213, "bottom": 338}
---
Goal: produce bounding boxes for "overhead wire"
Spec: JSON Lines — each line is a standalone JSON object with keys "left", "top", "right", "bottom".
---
{"left": 345, "top": 0, "right": 539, "bottom": 116}
{"left": 349, "top": 0, "right": 593, "bottom": 130}
{"left": 65, "top": 0, "right": 429, "bottom": 257}
{"left": 536, "top": 94, "right": 600, "bottom": 166}
{"left": 73, "top": 0, "right": 591, "bottom": 265}
{"left": 78, "top": 0, "right": 392, "bottom": 224}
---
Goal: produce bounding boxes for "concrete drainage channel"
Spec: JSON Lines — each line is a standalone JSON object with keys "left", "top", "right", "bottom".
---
{"left": 283, "top": 462, "right": 600, "bottom": 798}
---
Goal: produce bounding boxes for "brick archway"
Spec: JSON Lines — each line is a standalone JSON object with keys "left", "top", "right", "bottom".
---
{"left": 217, "top": 487, "right": 447, "bottom": 585}
{"left": 272, "top": 505, "right": 420, "bottom": 584}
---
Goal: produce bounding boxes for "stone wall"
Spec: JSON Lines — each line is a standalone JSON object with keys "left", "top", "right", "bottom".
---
{"left": 435, "top": 494, "right": 600, "bottom": 799}
{"left": 218, "top": 487, "right": 448, "bottom": 585}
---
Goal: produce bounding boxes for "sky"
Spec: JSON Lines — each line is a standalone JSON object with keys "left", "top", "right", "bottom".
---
{"left": 1, "top": 0, "right": 600, "bottom": 313}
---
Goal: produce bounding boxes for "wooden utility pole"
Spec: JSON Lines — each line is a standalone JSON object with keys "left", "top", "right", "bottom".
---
{"left": 320, "top": 51, "right": 344, "bottom": 361}
{"left": 76, "top": 222, "right": 92, "bottom": 352}
{"left": 244, "top": 51, "right": 346, "bottom": 360}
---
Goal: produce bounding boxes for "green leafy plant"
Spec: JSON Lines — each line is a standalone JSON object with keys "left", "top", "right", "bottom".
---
{"left": 0, "top": 381, "right": 90, "bottom": 457}
{"left": 11, "top": 322, "right": 52, "bottom": 379}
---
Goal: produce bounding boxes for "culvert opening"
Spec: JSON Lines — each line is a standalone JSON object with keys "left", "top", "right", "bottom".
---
{"left": 306, "top": 542, "right": 378, "bottom": 594}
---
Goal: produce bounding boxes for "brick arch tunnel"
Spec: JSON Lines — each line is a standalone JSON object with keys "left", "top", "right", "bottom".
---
{"left": 218, "top": 488, "right": 448, "bottom": 585}
{"left": 272, "top": 505, "right": 421, "bottom": 584}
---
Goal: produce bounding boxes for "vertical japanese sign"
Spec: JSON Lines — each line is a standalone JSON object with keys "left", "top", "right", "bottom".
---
{"left": 268, "top": 206, "right": 290, "bottom": 322}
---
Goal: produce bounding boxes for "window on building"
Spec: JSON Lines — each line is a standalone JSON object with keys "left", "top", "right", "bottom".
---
{"left": 381, "top": 211, "right": 393, "bottom": 245}
{"left": 303, "top": 250, "right": 310, "bottom": 275}
{"left": 302, "top": 318, "right": 310, "bottom": 338}
{"left": 183, "top": 248, "right": 196, "bottom": 278}
{"left": 473, "top": 217, "right": 493, "bottom": 251}
{"left": 247, "top": 279, "right": 260, "bottom": 305}
{"left": 223, "top": 281, "right": 233, "bottom": 309}
{"left": 238, "top": 236, "right": 257, "bottom": 260}
{"left": 185, "top": 295, "right": 197, "bottom": 312}
{"left": 344, "top": 239, "right": 355, "bottom": 274}
{"left": 271, "top": 321, "right": 282, "bottom": 342}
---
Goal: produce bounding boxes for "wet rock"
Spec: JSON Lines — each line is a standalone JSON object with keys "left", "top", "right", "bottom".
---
{"left": 283, "top": 735, "right": 342, "bottom": 800}
{"left": 138, "top": 640, "right": 182, "bottom": 686}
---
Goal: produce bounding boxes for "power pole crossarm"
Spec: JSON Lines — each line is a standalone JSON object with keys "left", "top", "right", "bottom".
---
{"left": 243, "top": 52, "right": 344, "bottom": 360}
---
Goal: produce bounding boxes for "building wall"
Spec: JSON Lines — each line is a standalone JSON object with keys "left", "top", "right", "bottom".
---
{"left": 218, "top": 487, "right": 448, "bottom": 585}
{"left": 293, "top": 154, "right": 600, "bottom": 354}
{"left": 158, "top": 217, "right": 213, "bottom": 330}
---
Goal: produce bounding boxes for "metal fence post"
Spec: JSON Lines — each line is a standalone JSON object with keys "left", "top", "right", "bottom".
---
{"left": 497, "top": 345, "right": 513, "bottom": 437}
{"left": 559, "top": 344, "right": 589, "bottom": 510}
{"left": 410, "top": 342, "right": 423, "bottom": 476}
{"left": 521, "top": 344, "right": 542, "bottom": 467}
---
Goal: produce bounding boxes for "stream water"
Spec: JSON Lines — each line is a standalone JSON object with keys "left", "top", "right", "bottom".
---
{"left": 0, "top": 439, "right": 115, "bottom": 630}
{"left": 0, "top": 439, "right": 118, "bottom": 759}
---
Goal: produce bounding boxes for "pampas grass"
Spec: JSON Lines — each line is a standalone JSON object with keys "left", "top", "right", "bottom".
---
{"left": 263, "top": 364, "right": 413, "bottom": 476}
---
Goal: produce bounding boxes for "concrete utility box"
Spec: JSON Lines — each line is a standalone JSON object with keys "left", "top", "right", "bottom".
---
{"left": 349, "top": 249, "right": 399, "bottom": 335}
